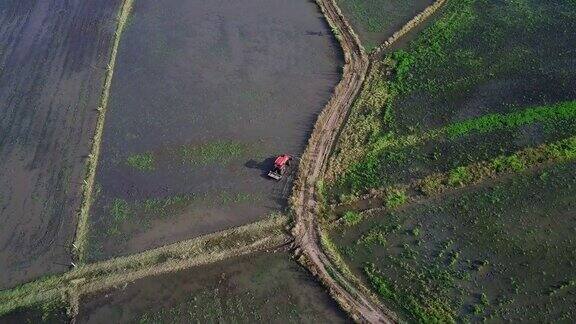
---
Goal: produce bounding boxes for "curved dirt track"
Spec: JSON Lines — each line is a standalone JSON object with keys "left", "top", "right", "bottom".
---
{"left": 290, "top": 0, "right": 393, "bottom": 322}
{"left": 291, "top": 0, "right": 447, "bottom": 322}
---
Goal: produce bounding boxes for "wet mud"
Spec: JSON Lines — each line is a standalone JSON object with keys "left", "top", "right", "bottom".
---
{"left": 78, "top": 251, "right": 349, "bottom": 323}
{"left": 337, "top": 0, "right": 435, "bottom": 50}
{"left": 0, "top": 1, "right": 120, "bottom": 288}
{"left": 89, "top": 0, "right": 343, "bottom": 260}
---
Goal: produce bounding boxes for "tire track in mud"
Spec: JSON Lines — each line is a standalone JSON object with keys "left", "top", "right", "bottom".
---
{"left": 290, "top": 0, "right": 447, "bottom": 322}
{"left": 289, "top": 0, "right": 391, "bottom": 322}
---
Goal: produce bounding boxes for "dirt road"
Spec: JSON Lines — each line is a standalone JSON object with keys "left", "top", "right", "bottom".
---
{"left": 290, "top": 0, "right": 396, "bottom": 322}
{"left": 291, "top": 0, "right": 447, "bottom": 322}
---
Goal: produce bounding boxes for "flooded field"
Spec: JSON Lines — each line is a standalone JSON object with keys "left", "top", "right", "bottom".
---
{"left": 331, "top": 162, "right": 576, "bottom": 322}
{"left": 327, "top": 0, "right": 576, "bottom": 200}
{"left": 0, "top": 1, "right": 120, "bottom": 288}
{"left": 391, "top": 0, "right": 576, "bottom": 134}
{"left": 78, "top": 251, "right": 349, "bottom": 323}
{"left": 321, "top": 1, "right": 576, "bottom": 321}
{"left": 88, "top": 0, "right": 343, "bottom": 260}
{"left": 337, "top": 0, "right": 435, "bottom": 51}
{"left": 0, "top": 302, "right": 67, "bottom": 324}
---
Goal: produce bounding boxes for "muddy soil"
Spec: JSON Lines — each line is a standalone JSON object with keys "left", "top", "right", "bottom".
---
{"left": 0, "top": 303, "right": 67, "bottom": 324}
{"left": 77, "top": 251, "right": 349, "bottom": 323}
{"left": 337, "top": 0, "right": 435, "bottom": 50}
{"left": 0, "top": 1, "right": 120, "bottom": 288}
{"left": 332, "top": 161, "right": 576, "bottom": 322}
{"left": 393, "top": 0, "right": 576, "bottom": 134}
{"left": 88, "top": 0, "right": 343, "bottom": 260}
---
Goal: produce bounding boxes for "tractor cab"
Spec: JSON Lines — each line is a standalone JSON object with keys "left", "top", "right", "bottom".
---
{"left": 268, "top": 154, "right": 293, "bottom": 180}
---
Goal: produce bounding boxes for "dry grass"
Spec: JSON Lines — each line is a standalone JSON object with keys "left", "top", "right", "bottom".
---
{"left": 73, "top": 0, "right": 135, "bottom": 264}
{"left": 0, "top": 215, "right": 290, "bottom": 317}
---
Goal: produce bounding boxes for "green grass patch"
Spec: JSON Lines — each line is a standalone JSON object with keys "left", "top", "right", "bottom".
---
{"left": 126, "top": 152, "right": 155, "bottom": 171}
{"left": 343, "top": 211, "right": 362, "bottom": 226}
{"left": 181, "top": 140, "right": 248, "bottom": 166}
{"left": 445, "top": 101, "right": 576, "bottom": 138}
{"left": 384, "top": 187, "right": 408, "bottom": 209}
{"left": 364, "top": 262, "right": 456, "bottom": 323}
{"left": 333, "top": 102, "right": 576, "bottom": 198}
{"left": 332, "top": 162, "right": 576, "bottom": 322}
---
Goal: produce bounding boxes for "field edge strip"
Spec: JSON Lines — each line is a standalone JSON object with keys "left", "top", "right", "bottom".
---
{"left": 289, "top": 0, "right": 449, "bottom": 322}
{"left": 371, "top": 0, "right": 447, "bottom": 57}
{"left": 0, "top": 215, "right": 290, "bottom": 317}
{"left": 331, "top": 135, "right": 576, "bottom": 225}
{"left": 73, "top": 0, "right": 135, "bottom": 264}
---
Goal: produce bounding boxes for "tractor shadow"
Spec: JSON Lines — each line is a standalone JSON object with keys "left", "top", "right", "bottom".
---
{"left": 245, "top": 156, "right": 299, "bottom": 208}
{"left": 244, "top": 157, "right": 276, "bottom": 179}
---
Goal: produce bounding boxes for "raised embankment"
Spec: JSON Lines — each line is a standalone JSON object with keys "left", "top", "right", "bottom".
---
{"left": 0, "top": 216, "right": 290, "bottom": 318}
{"left": 290, "top": 0, "right": 447, "bottom": 322}
{"left": 73, "top": 0, "right": 135, "bottom": 264}
{"left": 289, "top": 0, "right": 386, "bottom": 321}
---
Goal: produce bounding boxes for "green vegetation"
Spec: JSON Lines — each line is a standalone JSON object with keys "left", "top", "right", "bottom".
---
{"left": 444, "top": 101, "right": 576, "bottom": 138}
{"left": 343, "top": 211, "right": 362, "bottom": 226}
{"left": 371, "top": 100, "right": 576, "bottom": 154}
{"left": 383, "top": 187, "right": 407, "bottom": 208}
{"left": 74, "top": 0, "right": 135, "bottom": 264}
{"left": 181, "top": 140, "right": 248, "bottom": 166}
{"left": 364, "top": 263, "right": 455, "bottom": 323}
{"left": 88, "top": 190, "right": 262, "bottom": 259}
{"left": 0, "top": 216, "right": 289, "bottom": 318}
{"left": 0, "top": 301, "right": 68, "bottom": 323}
{"left": 332, "top": 162, "right": 576, "bottom": 322}
{"left": 328, "top": 0, "right": 576, "bottom": 200}
{"left": 323, "top": 0, "right": 576, "bottom": 322}
{"left": 121, "top": 140, "right": 250, "bottom": 172}
{"left": 126, "top": 152, "right": 155, "bottom": 171}
{"left": 337, "top": 0, "right": 438, "bottom": 51}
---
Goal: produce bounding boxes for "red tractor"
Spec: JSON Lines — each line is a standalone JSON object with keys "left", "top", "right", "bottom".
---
{"left": 268, "top": 154, "right": 293, "bottom": 180}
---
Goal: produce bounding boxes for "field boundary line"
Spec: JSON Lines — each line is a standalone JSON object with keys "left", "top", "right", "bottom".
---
{"left": 290, "top": 0, "right": 448, "bottom": 322}
{"left": 73, "top": 0, "right": 135, "bottom": 263}
{"left": 0, "top": 215, "right": 290, "bottom": 317}
{"left": 370, "top": 0, "right": 447, "bottom": 57}
{"left": 330, "top": 136, "right": 576, "bottom": 223}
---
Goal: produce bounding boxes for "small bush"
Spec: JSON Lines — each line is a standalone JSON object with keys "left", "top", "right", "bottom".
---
{"left": 385, "top": 187, "right": 408, "bottom": 209}
{"left": 419, "top": 174, "right": 444, "bottom": 196}
{"left": 110, "top": 198, "right": 132, "bottom": 222}
{"left": 492, "top": 155, "right": 526, "bottom": 172}
{"left": 448, "top": 166, "right": 472, "bottom": 186}
{"left": 343, "top": 211, "right": 362, "bottom": 226}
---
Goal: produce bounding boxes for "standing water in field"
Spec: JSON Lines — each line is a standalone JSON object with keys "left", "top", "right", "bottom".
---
{"left": 77, "top": 251, "right": 348, "bottom": 323}
{"left": 0, "top": 0, "right": 120, "bottom": 288}
{"left": 88, "top": 0, "right": 343, "bottom": 260}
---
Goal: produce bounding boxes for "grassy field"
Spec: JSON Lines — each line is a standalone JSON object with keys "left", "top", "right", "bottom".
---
{"left": 321, "top": 0, "right": 576, "bottom": 322}
{"left": 328, "top": 0, "right": 576, "bottom": 201}
{"left": 331, "top": 162, "right": 576, "bottom": 322}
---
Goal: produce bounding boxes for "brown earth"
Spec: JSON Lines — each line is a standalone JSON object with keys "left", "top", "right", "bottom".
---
{"left": 289, "top": 0, "right": 393, "bottom": 322}
{"left": 0, "top": 0, "right": 120, "bottom": 289}
{"left": 291, "top": 0, "right": 447, "bottom": 322}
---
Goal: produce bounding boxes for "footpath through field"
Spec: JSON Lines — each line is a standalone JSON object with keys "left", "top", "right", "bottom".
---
{"left": 290, "top": 0, "right": 446, "bottom": 322}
